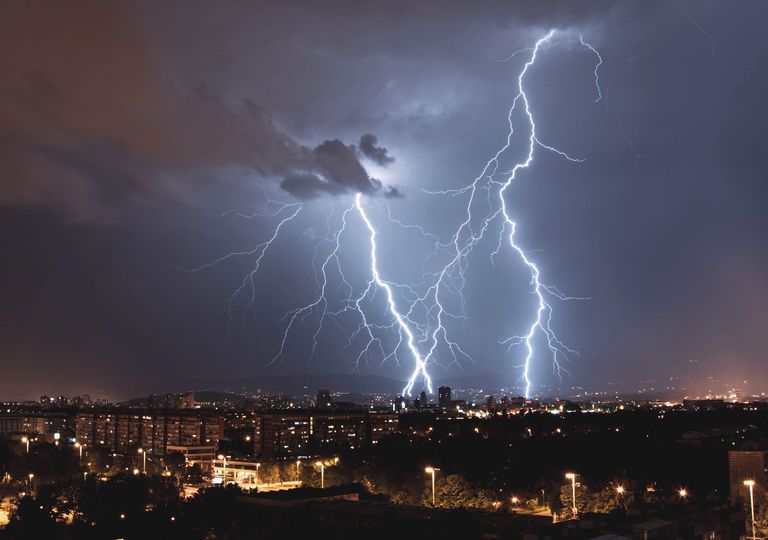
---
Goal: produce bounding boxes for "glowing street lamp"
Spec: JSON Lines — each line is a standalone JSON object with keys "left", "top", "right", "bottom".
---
{"left": 74, "top": 442, "right": 84, "bottom": 464}
{"left": 678, "top": 488, "right": 688, "bottom": 499}
{"left": 138, "top": 448, "right": 146, "bottom": 474}
{"left": 565, "top": 473, "right": 578, "bottom": 518}
{"left": 218, "top": 454, "right": 227, "bottom": 484}
{"left": 296, "top": 460, "right": 301, "bottom": 481}
{"left": 315, "top": 461, "right": 325, "bottom": 489}
{"left": 27, "top": 473, "right": 34, "bottom": 489}
{"left": 425, "top": 466, "right": 439, "bottom": 506}
{"left": 255, "top": 462, "right": 261, "bottom": 486}
{"left": 744, "top": 480, "right": 756, "bottom": 540}
{"left": 615, "top": 485, "right": 625, "bottom": 495}
{"left": 21, "top": 436, "right": 29, "bottom": 454}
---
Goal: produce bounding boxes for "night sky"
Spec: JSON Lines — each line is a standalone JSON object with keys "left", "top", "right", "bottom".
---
{"left": 2, "top": 1, "right": 767, "bottom": 400}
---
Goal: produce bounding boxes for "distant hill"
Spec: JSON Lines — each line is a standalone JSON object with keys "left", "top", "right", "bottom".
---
{"left": 186, "top": 373, "right": 407, "bottom": 397}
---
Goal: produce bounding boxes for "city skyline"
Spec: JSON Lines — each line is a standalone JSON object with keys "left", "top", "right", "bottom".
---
{"left": 2, "top": 1, "right": 768, "bottom": 401}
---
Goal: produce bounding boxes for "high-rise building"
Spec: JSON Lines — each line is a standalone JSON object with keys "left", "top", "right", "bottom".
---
{"left": 392, "top": 396, "right": 406, "bottom": 412}
{"left": 164, "top": 393, "right": 178, "bottom": 409}
{"left": 438, "top": 386, "right": 452, "bottom": 408}
{"left": 486, "top": 396, "right": 496, "bottom": 411}
{"left": 179, "top": 391, "right": 195, "bottom": 409}
{"left": 419, "top": 391, "right": 428, "bottom": 406}
{"left": 316, "top": 389, "right": 332, "bottom": 409}
{"left": 729, "top": 449, "right": 768, "bottom": 502}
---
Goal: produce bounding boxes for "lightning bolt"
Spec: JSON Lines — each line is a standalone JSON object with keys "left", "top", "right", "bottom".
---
{"left": 421, "top": 30, "right": 599, "bottom": 398}
{"left": 185, "top": 200, "right": 302, "bottom": 342}
{"left": 197, "top": 29, "right": 601, "bottom": 400}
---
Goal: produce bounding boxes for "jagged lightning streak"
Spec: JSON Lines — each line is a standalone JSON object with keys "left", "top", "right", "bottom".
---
{"left": 421, "top": 30, "right": 599, "bottom": 398}
{"left": 198, "top": 30, "right": 600, "bottom": 399}
{"left": 355, "top": 194, "right": 433, "bottom": 393}
{"left": 579, "top": 33, "right": 603, "bottom": 102}
{"left": 185, "top": 201, "right": 302, "bottom": 341}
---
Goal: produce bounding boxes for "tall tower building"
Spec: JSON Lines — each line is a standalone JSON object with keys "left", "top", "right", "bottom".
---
{"left": 438, "top": 386, "right": 452, "bottom": 409}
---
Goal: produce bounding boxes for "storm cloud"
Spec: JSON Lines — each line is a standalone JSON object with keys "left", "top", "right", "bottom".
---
{"left": 0, "top": 1, "right": 393, "bottom": 221}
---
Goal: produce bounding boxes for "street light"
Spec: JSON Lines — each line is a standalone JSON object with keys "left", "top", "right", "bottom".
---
{"left": 315, "top": 461, "right": 325, "bottom": 489}
{"left": 138, "top": 448, "right": 146, "bottom": 474}
{"left": 744, "top": 480, "right": 756, "bottom": 540}
{"left": 565, "top": 473, "right": 578, "bottom": 519}
{"left": 296, "top": 460, "right": 301, "bottom": 481}
{"left": 21, "top": 437, "right": 29, "bottom": 454}
{"left": 425, "top": 466, "right": 439, "bottom": 506}
{"left": 218, "top": 455, "right": 227, "bottom": 485}
{"left": 27, "top": 473, "right": 34, "bottom": 490}
{"left": 255, "top": 462, "right": 261, "bottom": 486}
{"left": 678, "top": 488, "right": 688, "bottom": 499}
{"left": 74, "top": 442, "right": 84, "bottom": 464}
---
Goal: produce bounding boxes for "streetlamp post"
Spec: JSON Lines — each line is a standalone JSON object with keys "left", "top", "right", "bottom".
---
{"left": 75, "top": 442, "right": 84, "bottom": 464}
{"left": 138, "top": 448, "right": 146, "bottom": 474}
{"left": 425, "top": 467, "right": 439, "bottom": 506}
{"left": 745, "top": 480, "right": 756, "bottom": 540}
{"left": 315, "top": 462, "right": 325, "bottom": 489}
{"left": 255, "top": 462, "right": 261, "bottom": 486}
{"left": 218, "top": 454, "right": 227, "bottom": 485}
{"left": 565, "top": 473, "right": 578, "bottom": 519}
{"left": 21, "top": 437, "right": 29, "bottom": 454}
{"left": 296, "top": 460, "right": 301, "bottom": 481}
{"left": 27, "top": 473, "right": 34, "bottom": 490}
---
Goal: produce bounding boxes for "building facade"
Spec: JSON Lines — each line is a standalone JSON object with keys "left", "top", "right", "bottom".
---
{"left": 253, "top": 410, "right": 399, "bottom": 457}
{"left": 75, "top": 409, "right": 223, "bottom": 455}
{"left": 728, "top": 449, "right": 768, "bottom": 502}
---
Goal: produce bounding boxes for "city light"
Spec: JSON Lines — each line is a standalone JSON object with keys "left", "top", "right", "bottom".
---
{"left": 678, "top": 488, "right": 688, "bottom": 499}
{"left": 217, "top": 455, "right": 228, "bottom": 485}
{"left": 21, "top": 436, "right": 29, "bottom": 454}
{"left": 138, "top": 448, "right": 146, "bottom": 474}
{"left": 425, "top": 467, "right": 439, "bottom": 506}
{"left": 315, "top": 461, "right": 325, "bottom": 489}
{"left": 565, "top": 473, "right": 578, "bottom": 519}
{"left": 744, "top": 480, "right": 756, "bottom": 540}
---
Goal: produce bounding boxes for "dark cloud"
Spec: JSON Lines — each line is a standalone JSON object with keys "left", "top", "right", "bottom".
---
{"left": 281, "top": 173, "right": 343, "bottom": 199}
{"left": 358, "top": 134, "right": 395, "bottom": 166}
{"left": 0, "top": 1, "right": 391, "bottom": 221}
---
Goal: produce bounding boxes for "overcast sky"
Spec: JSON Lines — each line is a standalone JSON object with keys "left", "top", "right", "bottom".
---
{"left": 2, "top": 0, "right": 767, "bottom": 400}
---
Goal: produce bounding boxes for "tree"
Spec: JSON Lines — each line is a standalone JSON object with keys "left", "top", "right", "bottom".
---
{"left": 753, "top": 500, "right": 768, "bottom": 538}
{"left": 559, "top": 483, "right": 592, "bottom": 519}
{"left": 588, "top": 486, "right": 620, "bottom": 513}
{"left": 426, "top": 474, "right": 494, "bottom": 510}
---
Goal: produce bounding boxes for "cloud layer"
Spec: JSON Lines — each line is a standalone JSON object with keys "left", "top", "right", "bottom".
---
{"left": 0, "top": 1, "right": 394, "bottom": 221}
